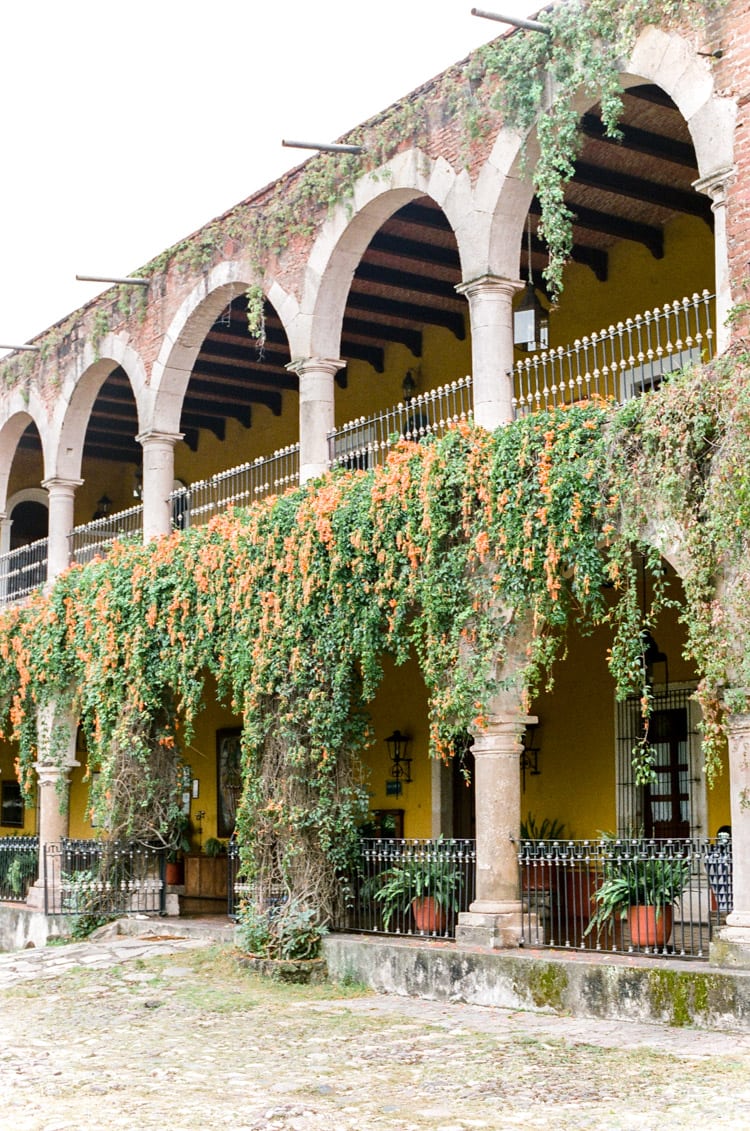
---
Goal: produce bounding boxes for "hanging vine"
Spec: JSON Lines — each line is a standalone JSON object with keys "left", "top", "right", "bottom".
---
{"left": 474, "top": 0, "right": 719, "bottom": 298}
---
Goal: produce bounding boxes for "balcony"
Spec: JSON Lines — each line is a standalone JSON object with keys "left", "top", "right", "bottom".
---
{"left": 0, "top": 291, "right": 716, "bottom": 610}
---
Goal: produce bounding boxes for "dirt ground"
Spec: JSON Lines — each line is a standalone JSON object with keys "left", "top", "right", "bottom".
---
{"left": 2, "top": 940, "right": 750, "bottom": 1131}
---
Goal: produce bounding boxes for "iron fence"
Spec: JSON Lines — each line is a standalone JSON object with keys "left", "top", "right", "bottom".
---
{"left": 69, "top": 504, "right": 143, "bottom": 566}
{"left": 0, "top": 539, "right": 48, "bottom": 604}
{"left": 333, "top": 837, "right": 476, "bottom": 940}
{"left": 44, "top": 839, "right": 166, "bottom": 917}
{"left": 512, "top": 291, "right": 715, "bottom": 416}
{"left": 518, "top": 835, "right": 731, "bottom": 960}
{"left": 328, "top": 377, "right": 473, "bottom": 471}
{"left": 0, "top": 836, "right": 39, "bottom": 902}
{"left": 172, "top": 445, "right": 301, "bottom": 529}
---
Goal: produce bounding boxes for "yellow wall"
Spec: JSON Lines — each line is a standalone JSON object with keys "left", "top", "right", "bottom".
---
{"left": 0, "top": 738, "right": 36, "bottom": 836}
{"left": 527, "top": 570, "right": 731, "bottom": 839}
{"left": 360, "top": 653, "right": 434, "bottom": 839}
{"left": 547, "top": 215, "right": 714, "bottom": 352}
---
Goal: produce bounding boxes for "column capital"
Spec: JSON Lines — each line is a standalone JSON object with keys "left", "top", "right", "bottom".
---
{"left": 36, "top": 759, "right": 80, "bottom": 787}
{"left": 693, "top": 166, "right": 735, "bottom": 210}
{"left": 455, "top": 273, "right": 524, "bottom": 301}
{"left": 41, "top": 476, "right": 83, "bottom": 496}
{"left": 472, "top": 714, "right": 536, "bottom": 757}
{"left": 135, "top": 430, "right": 184, "bottom": 448}
{"left": 286, "top": 357, "right": 346, "bottom": 380}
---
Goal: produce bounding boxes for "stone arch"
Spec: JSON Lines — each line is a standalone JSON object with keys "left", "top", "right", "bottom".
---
{"left": 0, "top": 487, "right": 49, "bottom": 556}
{"left": 298, "top": 147, "right": 475, "bottom": 360}
{"left": 149, "top": 261, "right": 298, "bottom": 436}
{"left": 484, "top": 25, "right": 735, "bottom": 322}
{"left": 49, "top": 335, "right": 148, "bottom": 483}
{"left": 0, "top": 396, "right": 51, "bottom": 515}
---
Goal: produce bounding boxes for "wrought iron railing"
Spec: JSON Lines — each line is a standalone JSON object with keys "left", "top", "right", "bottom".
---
{"left": 333, "top": 837, "right": 476, "bottom": 939}
{"left": 512, "top": 291, "right": 715, "bottom": 416}
{"left": 44, "top": 838, "right": 166, "bottom": 917}
{"left": 0, "top": 538, "right": 48, "bottom": 603}
{"left": 171, "top": 444, "right": 301, "bottom": 529}
{"left": 0, "top": 835, "right": 39, "bottom": 902}
{"left": 518, "top": 835, "right": 731, "bottom": 960}
{"left": 69, "top": 504, "right": 143, "bottom": 566}
{"left": 328, "top": 377, "right": 473, "bottom": 471}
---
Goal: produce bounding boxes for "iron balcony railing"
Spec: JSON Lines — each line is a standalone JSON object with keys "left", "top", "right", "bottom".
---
{"left": 512, "top": 291, "right": 715, "bottom": 416}
{"left": 44, "top": 838, "right": 166, "bottom": 917}
{"left": 69, "top": 504, "right": 144, "bottom": 566}
{"left": 170, "top": 444, "right": 300, "bottom": 529}
{"left": 518, "top": 835, "right": 731, "bottom": 960}
{"left": 333, "top": 837, "right": 477, "bottom": 940}
{"left": 0, "top": 538, "right": 48, "bottom": 603}
{"left": 328, "top": 377, "right": 473, "bottom": 471}
{"left": 0, "top": 835, "right": 39, "bottom": 902}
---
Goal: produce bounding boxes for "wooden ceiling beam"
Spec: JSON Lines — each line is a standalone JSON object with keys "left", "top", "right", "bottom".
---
{"left": 344, "top": 292, "right": 466, "bottom": 339}
{"left": 580, "top": 113, "right": 696, "bottom": 168}
{"left": 573, "top": 162, "right": 711, "bottom": 220}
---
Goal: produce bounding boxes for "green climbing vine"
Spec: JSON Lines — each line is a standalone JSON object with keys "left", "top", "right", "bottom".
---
{"left": 4, "top": 367, "right": 746, "bottom": 911}
{"left": 476, "top": 0, "right": 719, "bottom": 298}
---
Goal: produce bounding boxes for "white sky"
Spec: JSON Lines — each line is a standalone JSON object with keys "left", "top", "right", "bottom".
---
{"left": 0, "top": 1, "right": 534, "bottom": 358}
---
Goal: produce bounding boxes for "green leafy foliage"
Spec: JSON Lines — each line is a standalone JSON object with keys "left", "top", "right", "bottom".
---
{"left": 0, "top": 365, "right": 748, "bottom": 915}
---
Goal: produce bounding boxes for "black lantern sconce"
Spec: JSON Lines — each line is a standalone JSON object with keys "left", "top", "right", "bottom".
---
{"left": 520, "top": 723, "right": 541, "bottom": 791}
{"left": 93, "top": 494, "right": 111, "bottom": 520}
{"left": 385, "top": 729, "right": 412, "bottom": 793}
{"left": 402, "top": 370, "right": 417, "bottom": 404}
{"left": 513, "top": 216, "right": 549, "bottom": 353}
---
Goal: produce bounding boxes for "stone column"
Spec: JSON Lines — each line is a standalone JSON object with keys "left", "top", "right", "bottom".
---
{"left": 693, "top": 168, "right": 733, "bottom": 355}
{"left": 287, "top": 357, "right": 345, "bottom": 485}
{"left": 137, "top": 430, "right": 182, "bottom": 541}
{"left": 455, "top": 707, "right": 536, "bottom": 948}
{"left": 456, "top": 275, "right": 522, "bottom": 431}
{"left": 712, "top": 710, "right": 750, "bottom": 966}
{"left": 26, "top": 705, "right": 80, "bottom": 911}
{"left": 42, "top": 477, "right": 82, "bottom": 583}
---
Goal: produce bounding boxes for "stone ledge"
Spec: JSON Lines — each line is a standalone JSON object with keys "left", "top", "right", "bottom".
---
{"left": 323, "top": 933, "right": 750, "bottom": 1032}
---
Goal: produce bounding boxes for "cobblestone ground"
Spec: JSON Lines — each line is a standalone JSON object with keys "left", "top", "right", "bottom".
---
{"left": 1, "top": 937, "right": 750, "bottom": 1131}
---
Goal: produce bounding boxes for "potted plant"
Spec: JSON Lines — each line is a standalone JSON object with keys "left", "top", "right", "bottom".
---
{"left": 235, "top": 897, "right": 328, "bottom": 983}
{"left": 372, "top": 842, "right": 463, "bottom": 934}
{"left": 585, "top": 848, "right": 691, "bottom": 948}
{"left": 203, "top": 837, "right": 227, "bottom": 858}
{"left": 165, "top": 811, "right": 192, "bottom": 885}
{"left": 519, "top": 813, "right": 571, "bottom": 896}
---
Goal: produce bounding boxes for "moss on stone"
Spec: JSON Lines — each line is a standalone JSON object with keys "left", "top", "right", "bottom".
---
{"left": 523, "top": 962, "right": 569, "bottom": 1011}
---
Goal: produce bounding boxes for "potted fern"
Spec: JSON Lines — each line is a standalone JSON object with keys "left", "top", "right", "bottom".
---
{"left": 586, "top": 848, "right": 691, "bottom": 948}
{"left": 372, "top": 842, "right": 463, "bottom": 934}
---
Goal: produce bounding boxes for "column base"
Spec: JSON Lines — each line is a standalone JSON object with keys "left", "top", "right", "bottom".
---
{"left": 25, "top": 879, "right": 49, "bottom": 912}
{"left": 710, "top": 924, "right": 750, "bottom": 968}
{"left": 455, "top": 904, "right": 525, "bottom": 949}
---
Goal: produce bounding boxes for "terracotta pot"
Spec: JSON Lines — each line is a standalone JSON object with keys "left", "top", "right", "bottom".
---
{"left": 165, "top": 860, "right": 184, "bottom": 886}
{"left": 411, "top": 896, "right": 447, "bottom": 934}
{"left": 628, "top": 904, "right": 673, "bottom": 949}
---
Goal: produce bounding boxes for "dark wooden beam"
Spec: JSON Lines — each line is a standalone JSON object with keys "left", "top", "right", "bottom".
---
{"left": 580, "top": 113, "right": 696, "bottom": 168}
{"left": 187, "top": 374, "right": 284, "bottom": 417}
{"left": 573, "top": 162, "right": 711, "bottom": 220}
{"left": 343, "top": 317, "right": 423, "bottom": 357}
{"left": 368, "top": 230, "right": 460, "bottom": 270}
{"left": 345, "top": 292, "right": 466, "bottom": 339}
{"left": 354, "top": 261, "right": 462, "bottom": 302}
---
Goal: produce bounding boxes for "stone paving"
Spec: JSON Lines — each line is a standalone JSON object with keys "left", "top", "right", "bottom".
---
{"left": 2, "top": 926, "right": 750, "bottom": 1129}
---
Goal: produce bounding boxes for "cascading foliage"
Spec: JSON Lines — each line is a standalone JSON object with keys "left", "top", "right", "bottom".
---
{"left": 0, "top": 358, "right": 748, "bottom": 911}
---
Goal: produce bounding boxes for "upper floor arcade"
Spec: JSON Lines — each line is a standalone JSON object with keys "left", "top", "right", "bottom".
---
{"left": 0, "top": 12, "right": 738, "bottom": 604}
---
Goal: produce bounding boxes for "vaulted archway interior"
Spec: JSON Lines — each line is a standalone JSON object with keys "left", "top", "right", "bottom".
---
{"left": 173, "top": 294, "right": 296, "bottom": 487}
{"left": 519, "top": 83, "right": 713, "bottom": 357}
{"left": 335, "top": 197, "right": 467, "bottom": 427}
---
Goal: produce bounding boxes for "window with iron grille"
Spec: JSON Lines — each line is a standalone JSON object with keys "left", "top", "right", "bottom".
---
{"left": 615, "top": 685, "right": 705, "bottom": 838}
